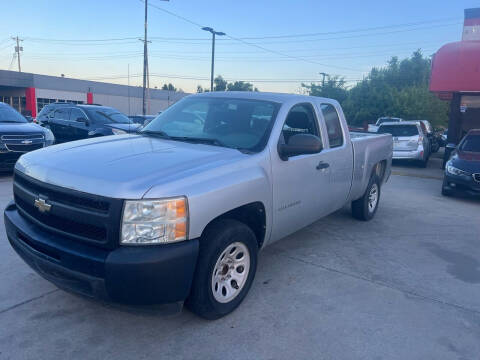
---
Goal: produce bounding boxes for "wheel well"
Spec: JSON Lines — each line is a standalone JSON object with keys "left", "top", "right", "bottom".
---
{"left": 374, "top": 160, "right": 387, "bottom": 183}
{"left": 202, "top": 202, "right": 266, "bottom": 248}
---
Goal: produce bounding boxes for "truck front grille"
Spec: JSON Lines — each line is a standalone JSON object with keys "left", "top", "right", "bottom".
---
{"left": 13, "top": 171, "right": 123, "bottom": 249}
{"left": 2, "top": 134, "right": 45, "bottom": 153}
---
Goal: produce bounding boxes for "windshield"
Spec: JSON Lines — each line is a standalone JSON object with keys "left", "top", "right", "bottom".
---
{"left": 460, "top": 134, "right": 480, "bottom": 152}
{"left": 0, "top": 103, "right": 27, "bottom": 123}
{"left": 141, "top": 97, "right": 280, "bottom": 152}
{"left": 377, "top": 118, "right": 401, "bottom": 125}
{"left": 84, "top": 107, "right": 131, "bottom": 124}
{"left": 378, "top": 125, "right": 419, "bottom": 137}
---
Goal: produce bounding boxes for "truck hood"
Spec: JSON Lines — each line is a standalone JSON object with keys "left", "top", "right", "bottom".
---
{"left": 16, "top": 134, "right": 248, "bottom": 199}
{"left": 104, "top": 123, "right": 142, "bottom": 133}
{"left": 0, "top": 122, "right": 46, "bottom": 134}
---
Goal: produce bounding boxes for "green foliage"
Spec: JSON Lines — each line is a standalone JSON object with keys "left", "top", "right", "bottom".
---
{"left": 162, "top": 83, "right": 177, "bottom": 91}
{"left": 214, "top": 76, "right": 227, "bottom": 91}
{"left": 303, "top": 50, "right": 449, "bottom": 127}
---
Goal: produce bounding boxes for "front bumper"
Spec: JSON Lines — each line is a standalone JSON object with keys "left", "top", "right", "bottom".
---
{"left": 392, "top": 149, "right": 424, "bottom": 160}
{"left": 5, "top": 202, "right": 199, "bottom": 305}
{"left": 0, "top": 152, "right": 23, "bottom": 170}
{"left": 443, "top": 173, "right": 480, "bottom": 195}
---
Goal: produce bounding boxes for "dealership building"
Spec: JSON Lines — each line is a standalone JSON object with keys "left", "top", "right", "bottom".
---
{"left": 0, "top": 69, "right": 188, "bottom": 117}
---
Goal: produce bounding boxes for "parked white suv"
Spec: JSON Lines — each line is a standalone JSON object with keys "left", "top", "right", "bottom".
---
{"left": 377, "top": 121, "right": 430, "bottom": 167}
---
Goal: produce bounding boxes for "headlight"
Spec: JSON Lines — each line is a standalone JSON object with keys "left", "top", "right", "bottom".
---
{"left": 121, "top": 197, "right": 188, "bottom": 245}
{"left": 446, "top": 162, "right": 470, "bottom": 177}
{"left": 111, "top": 128, "right": 127, "bottom": 135}
{"left": 43, "top": 128, "right": 55, "bottom": 144}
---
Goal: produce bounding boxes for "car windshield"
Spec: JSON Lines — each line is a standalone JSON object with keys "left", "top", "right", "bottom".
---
{"left": 0, "top": 103, "right": 27, "bottom": 123}
{"left": 141, "top": 97, "right": 280, "bottom": 152}
{"left": 84, "top": 107, "right": 131, "bottom": 124}
{"left": 378, "top": 125, "right": 418, "bottom": 137}
{"left": 377, "top": 118, "right": 400, "bottom": 125}
{"left": 460, "top": 134, "right": 480, "bottom": 152}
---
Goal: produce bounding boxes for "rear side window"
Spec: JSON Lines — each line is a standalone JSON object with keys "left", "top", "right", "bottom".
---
{"left": 321, "top": 104, "right": 343, "bottom": 148}
{"left": 378, "top": 125, "right": 419, "bottom": 137}
{"left": 70, "top": 108, "right": 85, "bottom": 121}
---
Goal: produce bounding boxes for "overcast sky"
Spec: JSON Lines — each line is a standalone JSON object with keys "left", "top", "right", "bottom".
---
{"left": 0, "top": 0, "right": 477, "bottom": 93}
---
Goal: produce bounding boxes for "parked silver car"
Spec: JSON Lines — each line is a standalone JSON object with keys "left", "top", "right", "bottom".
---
{"left": 378, "top": 121, "right": 430, "bottom": 167}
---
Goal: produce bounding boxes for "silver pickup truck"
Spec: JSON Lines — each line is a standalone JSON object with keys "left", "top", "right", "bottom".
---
{"left": 5, "top": 92, "right": 392, "bottom": 319}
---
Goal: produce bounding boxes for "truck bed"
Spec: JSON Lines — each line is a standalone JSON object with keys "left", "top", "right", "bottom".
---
{"left": 349, "top": 131, "right": 393, "bottom": 201}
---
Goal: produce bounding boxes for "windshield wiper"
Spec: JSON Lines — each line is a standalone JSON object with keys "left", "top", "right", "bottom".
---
{"left": 171, "top": 136, "right": 228, "bottom": 147}
{"left": 140, "top": 130, "right": 171, "bottom": 139}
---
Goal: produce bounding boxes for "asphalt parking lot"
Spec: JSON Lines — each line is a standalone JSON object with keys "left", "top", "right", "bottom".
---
{"left": 0, "top": 154, "right": 479, "bottom": 360}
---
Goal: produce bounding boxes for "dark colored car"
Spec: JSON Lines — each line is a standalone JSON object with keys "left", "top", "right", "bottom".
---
{"left": 0, "top": 102, "right": 55, "bottom": 171}
{"left": 442, "top": 129, "right": 480, "bottom": 197}
{"left": 41, "top": 104, "right": 141, "bottom": 143}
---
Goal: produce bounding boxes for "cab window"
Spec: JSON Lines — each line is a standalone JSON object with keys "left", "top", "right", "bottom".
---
{"left": 321, "top": 104, "right": 343, "bottom": 148}
{"left": 53, "top": 108, "right": 70, "bottom": 120}
{"left": 281, "top": 103, "right": 320, "bottom": 144}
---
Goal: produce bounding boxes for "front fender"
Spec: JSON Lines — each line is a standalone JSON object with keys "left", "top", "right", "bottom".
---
{"left": 143, "top": 156, "right": 273, "bottom": 243}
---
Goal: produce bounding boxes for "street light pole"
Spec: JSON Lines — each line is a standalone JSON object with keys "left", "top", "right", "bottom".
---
{"left": 202, "top": 27, "right": 225, "bottom": 92}
{"left": 319, "top": 72, "right": 328, "bottom": 87}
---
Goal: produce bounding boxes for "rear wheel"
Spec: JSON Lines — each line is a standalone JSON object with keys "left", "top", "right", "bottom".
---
{"left": 352, "top": 175, "right": 381, "bottom": 221}
{"left": 185, "top": 219, "right": 258, "bottom": 320}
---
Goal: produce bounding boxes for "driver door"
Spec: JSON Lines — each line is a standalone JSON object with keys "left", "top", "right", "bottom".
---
{"left": 271, "top": 102, "right": 332, "bottom": 242}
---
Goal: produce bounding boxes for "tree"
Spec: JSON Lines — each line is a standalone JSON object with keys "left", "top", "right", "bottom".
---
{"left": 214, "top": 76, "right": 227, "bottom": 91}
{"left": 226, "top": 81, "right": 254, "bottom": 92}
{"left": 301, "top": 76, "right": 348, "bottom": 104}
{"left": 302, "top": 51, "right": 449, "bottom": 127}
{"left": 162, "top": 83, "right": 177, "bottom": 91}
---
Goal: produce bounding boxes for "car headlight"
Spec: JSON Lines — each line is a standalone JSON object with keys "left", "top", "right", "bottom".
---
{"left": 43, "top": 127, "right": 55, "bottom": 144}
{"left": 121, "top": 197, "right": 188, "bottom": 245}
{"left": 446, "top": 162, "right": 470, "bottom": 177}
{"left": 111, "top": 128, "right": 127, "bottom": 135}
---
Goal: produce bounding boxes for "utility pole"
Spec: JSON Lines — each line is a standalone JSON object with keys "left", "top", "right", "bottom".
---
{"left": 319, "top": 72, "right": 328, "bottom": 87}
{"left": 202, "top": 27, "right": 226, "bottom": 92}
{"left": 11, "top": 36, "right": 23, "bottom": 72}
{"left": 140, "top": 0, "right": 150, "bottom": 115}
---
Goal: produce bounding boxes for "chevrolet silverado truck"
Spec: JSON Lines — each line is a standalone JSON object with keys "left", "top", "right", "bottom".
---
{"left": 5, "top": 92, "right": 392, "bottom": 319}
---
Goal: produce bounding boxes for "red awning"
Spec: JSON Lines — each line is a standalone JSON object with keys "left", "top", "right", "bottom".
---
{"left": 430, "top": 41, "right": 480, "bottom": 93}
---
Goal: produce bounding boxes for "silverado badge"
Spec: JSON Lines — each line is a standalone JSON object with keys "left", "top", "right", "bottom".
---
{"left": 34, "top": 197, "right": 51, "bottom": 213}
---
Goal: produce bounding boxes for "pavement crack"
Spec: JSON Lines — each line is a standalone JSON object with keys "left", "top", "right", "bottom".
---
{"left": 279, "top": 253, "right": 480, "bottom": 316}
{"left": 0, "top": 289, "right": 59, "bottom": 315}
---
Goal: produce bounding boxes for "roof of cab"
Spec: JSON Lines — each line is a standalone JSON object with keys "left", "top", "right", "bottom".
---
{"left": 190, "top": 91, "right": 338, "bottom": 105}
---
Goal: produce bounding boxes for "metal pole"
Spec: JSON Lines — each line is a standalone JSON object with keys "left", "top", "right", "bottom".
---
{"left": 210, "top": 33, "right": 215, "bottom": 92}
{"left": 142, "top": 0, "right": 148, "bottom": 115}
{"left": 127, "top": 64, "right": 131, "bottom": 116}
{"left": 16, "top": 37, "right": 21, "bottom": 72}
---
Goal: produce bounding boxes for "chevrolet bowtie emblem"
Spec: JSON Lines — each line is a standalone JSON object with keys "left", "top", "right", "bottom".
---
{"left": 21, "top": 140, "right": 33, "bottom": 145}
{"left": 34, "top": 198, "right": 51, "bottom": 213}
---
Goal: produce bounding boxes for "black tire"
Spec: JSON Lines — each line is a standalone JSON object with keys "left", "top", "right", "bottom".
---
{"left": 441, "top": 178, "right": 453, "bottom": 196}
{"left": 352, "top": 175, "right": 381, "bottom": 221}
{"left": 185, "top": 219, "right": 258, "bottom": 320}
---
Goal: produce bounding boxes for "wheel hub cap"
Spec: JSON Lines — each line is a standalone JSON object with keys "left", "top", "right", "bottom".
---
{"left": 211, "top": 242, "right": 250, "bottom": 303}
{"left": 368, "top": 184, "right": 378, "bottom": 212}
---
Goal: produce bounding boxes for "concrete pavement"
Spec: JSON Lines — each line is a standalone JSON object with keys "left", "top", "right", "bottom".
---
{"left": 0, "top": 169, "right": 479, "bottom": 360}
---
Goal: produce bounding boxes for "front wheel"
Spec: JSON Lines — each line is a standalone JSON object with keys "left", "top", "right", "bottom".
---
{"left": 185, "top": 219, "right": 258, "bottom": 320}
{"left": 352, "top": 175, "right": 381, "bottom": 221}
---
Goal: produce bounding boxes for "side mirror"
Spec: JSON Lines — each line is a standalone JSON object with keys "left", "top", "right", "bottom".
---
{"left": 278, "top": 133, "right": 323, "bottom": 161}
{"left": 76, "top": 117, "right": 89, "bottom": 126}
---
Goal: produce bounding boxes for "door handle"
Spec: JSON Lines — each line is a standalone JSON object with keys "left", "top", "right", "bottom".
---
{"left": 316, "top": 161, "right": 330, "bottom": 170}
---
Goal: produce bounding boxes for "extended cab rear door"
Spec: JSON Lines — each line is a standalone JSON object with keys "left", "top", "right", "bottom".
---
{"left": 315, "top": 101, "right": 354, "bottom": 210}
